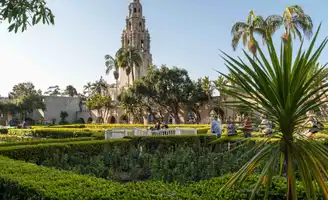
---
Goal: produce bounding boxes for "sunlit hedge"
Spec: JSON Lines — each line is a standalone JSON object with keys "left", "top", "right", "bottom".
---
{"left": 0, "top": 156, "right": 321, "bottom": 199}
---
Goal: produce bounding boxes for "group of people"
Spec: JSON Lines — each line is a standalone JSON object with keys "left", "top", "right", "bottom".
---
{"left": 148, "top": 121, "right": 169, "bottom": 131}
{"left": 210, "top": 112, "right": 324, "bottom": 139}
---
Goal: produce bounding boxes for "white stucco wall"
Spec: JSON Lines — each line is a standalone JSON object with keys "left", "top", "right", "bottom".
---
{"left": 42, "top": 96, "right": 81, "bottom": 124}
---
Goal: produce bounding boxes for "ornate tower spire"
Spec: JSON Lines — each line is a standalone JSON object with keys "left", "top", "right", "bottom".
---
{"left": 120, "top": 0, "right": 152, "bottom": 88}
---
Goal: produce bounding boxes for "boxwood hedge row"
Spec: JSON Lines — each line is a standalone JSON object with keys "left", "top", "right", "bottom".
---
{"left": 0, "top": 156, "right": 322, "bottom": 200}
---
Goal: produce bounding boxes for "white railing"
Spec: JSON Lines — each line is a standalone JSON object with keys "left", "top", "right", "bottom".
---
{"left": 104, "top": 127, "right": 197, "bottom": 139}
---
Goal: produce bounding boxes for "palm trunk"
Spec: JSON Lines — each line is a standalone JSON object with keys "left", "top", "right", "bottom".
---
{"left": 283, "top": 132, "right": 296, "bottom": 200}
{"left": 131, "top": 68, "right": 135, "bottom": 83}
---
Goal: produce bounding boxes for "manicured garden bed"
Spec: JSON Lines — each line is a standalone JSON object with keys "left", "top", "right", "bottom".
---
{"left": 0, "top": 156, "right": 322, "bottom": 200}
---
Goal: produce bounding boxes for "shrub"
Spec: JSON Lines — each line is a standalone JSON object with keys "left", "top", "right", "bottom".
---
{"left": 197, "top": 127, "right": 209, "bottom": 134}
{"left": 0, "top": 137, "right": 95, "bottom": 147}
{"left": 0, "top": 129, "right": 8, "bottom": 134}
{"left": 0, "top": 135, "right": 254, "bottom": 183}
{"left": 0, "top": 156, "right": 322, "bottom": 199}
{"left": 0, "top": 139, "right": 131, "bottom": 164}
{"left": 8, "top": 128, "right": 102, "bottom": 138}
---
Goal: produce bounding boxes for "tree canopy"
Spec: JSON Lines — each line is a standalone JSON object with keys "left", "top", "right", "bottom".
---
{"left": 118, "top": 65, "right": 208, "bottom": 123}
{"left": 0, "top": 0, "right": 55, "bottom": 33}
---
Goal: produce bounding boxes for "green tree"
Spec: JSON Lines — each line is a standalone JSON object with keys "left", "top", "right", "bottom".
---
{"left": 85, "top": 94, "right": 113, "bottom": 123}
{"left": 1, "top": 0, "right": 55, "bottom": 33}
{"left": 59, "top": 111, "right": 68, "bottom": 124}
{"left": 44, "top": 85, "right": 61, "bottom": 96}
{"left": 9, "top": 82, "right": 45, "bottom": 121}
{"left": 134, "top": 65, "right": 194, "bottom": 124}
{"left": 116, "top": 47, "right": 142, "bottom": 86}
{"left": 231, "top": 10, "right": 265, "bottom": 55}
{"left": 91, "top": 76, "right": 108, "bottom": 95}
{"left": 186, "top": 79, "right": 208, "bottom": 122}
{"left": 83, "top": 82, "right": 92, "bottom": 98}
{"left": 219, "top": 25, "right": 328, "bottom": 199}
{"left": 104, "top": 54, "right": 120, "bottom": 95}
{"left": 63, "top": 85, "right": 78, "bottom": 97}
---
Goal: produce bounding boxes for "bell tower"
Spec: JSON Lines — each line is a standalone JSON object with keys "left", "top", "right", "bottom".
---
{"left": 120, "top": 0, "right": 152, "bottom": 87}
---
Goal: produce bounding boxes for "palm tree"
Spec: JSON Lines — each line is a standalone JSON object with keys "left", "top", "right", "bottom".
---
{"left": 104, "top": 54, "right": 120, "bottom": 95}
{"left": 83, "top": 82, "right": 92, "bottom": 97}
{"left": 116, "top": 47, "right": 142, "bottom": 86}
{"left": 231, "top": 10, "right": 265, "bottom": 55}
{"left": 282, "top": 5, "right": 313, "bottom": 41}
{"left": 91, "top": 76, "right": 108, "bottom": 95}
{"left": 219, "top": 25, "right": 328, "bottom": 199}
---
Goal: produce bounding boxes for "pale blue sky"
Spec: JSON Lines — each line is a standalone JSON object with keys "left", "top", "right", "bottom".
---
{"left": 0, "top": 0, "right": 327, "bottom": 96}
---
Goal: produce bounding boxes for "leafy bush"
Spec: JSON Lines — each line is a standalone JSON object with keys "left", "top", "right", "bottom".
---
{"left": 32, "top": 123, "right": 210, "bottom": 129}
{"left": 0, "top": 137, "right": 95, "bottom": 147}
{"left": 0, "top": 156, "right": 323, "bottom": 199}
{"left": 0, "top": 135, "right": 256, "bottom": 183}
{"left": 7, "top": 128, "right": 102, "bottom": 138}
{"left": 0, "top": 129, "right": 8, "bottom": 134}
{"left": 0, "top": 139, "right": 131, "bottom": 164}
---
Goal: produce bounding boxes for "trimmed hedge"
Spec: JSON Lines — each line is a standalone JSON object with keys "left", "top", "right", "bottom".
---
{"left": 0, "top": 128, "right": 8, "bottom": 134}
{"left": 32, "top": 123, "right": 210, "bottom": 129}
{"left": 7, "top": 128, "right": 102, "bottom": 138}
{"left": 0, "top": 156, "right": 322, "bottom": 199}
{"left": 0, "top": 137, "right": 95, "bottom": 147}
{"left": 0, "top": 139, "right": 131, "bottom": 163}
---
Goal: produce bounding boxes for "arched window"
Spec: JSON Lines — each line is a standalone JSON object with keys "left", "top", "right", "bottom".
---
{"left": 128, "top": 22, "right": 132, "bottom": 31}
{"left": 141, "top": 40, "right": 144, "bottom": 51}
{"left": 134, "top": 8, "right": 137, "bottom": 13}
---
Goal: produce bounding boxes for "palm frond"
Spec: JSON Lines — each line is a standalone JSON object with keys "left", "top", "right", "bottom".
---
{"left": 218, "top": 24, "right": 328, "bottom": 199}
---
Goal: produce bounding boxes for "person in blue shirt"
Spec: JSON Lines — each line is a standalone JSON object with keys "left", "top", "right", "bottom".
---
{"left": 227, "top": 120, "right": 237, "bottom": 136}
{"left": 210, "top": 113, "right": 221, "bottom": 138}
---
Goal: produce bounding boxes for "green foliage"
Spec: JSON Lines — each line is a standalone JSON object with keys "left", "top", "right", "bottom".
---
{"left": 44, "top": 85, "right": 61, "bottom": 96}
{"left": 63, "top": 85, "right": 78, "bottom": 97}
{"left": 85, "top": 94, "right": 111, "bottom": 111}
{"left": 7, "top": 128, "right": 97, "bottom": 138}
{"left": 0, "top": 156, "right": 325, "bottom": 199}
{"left": 0, "top": 0, "right": 55, "bottom": 33}
{"left": 59, "top": 111, "right": 69, "bottom": 124}
{"left": 119, "top": 65, "right": 206, "bottom": 123}
{"left": 116, "top": 47, "right": 143, "bottom": 83}
{"left": 221, "top": 25, "right": 328, "bottom": 199}
{"left": 9, "top": 82, "right": 45, "bottom": 120}
{"left": 0, "top": 129, "right": 8, "bottom": 134}
{"left": 105, "top": 54, "right": 120, "bottom": 81}
{"left": 0, "top": 139, "right": 130, "bottom": 164}
{"left": 0, "top": 137, "right": 94, "bottom": 147}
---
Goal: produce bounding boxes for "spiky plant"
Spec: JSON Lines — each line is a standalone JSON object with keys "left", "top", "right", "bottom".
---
{"left": 219, "top": 25, "right": 328, "bottom": 199}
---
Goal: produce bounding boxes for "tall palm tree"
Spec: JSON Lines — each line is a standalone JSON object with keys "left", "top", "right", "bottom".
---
{"left": 91, "top": 76, "right": 108, "bottom": 95}
{"left": 116, "top": 47, "right": 142, "bottom": 86}
{"left": 282, "top": 5, "right": 313, "bottom": 41}
{"left": 83, "top": 82, "right": 92, "bottom": 97}
{"left": 219, "top": 25, "right": 328, "bottom": 199}
{"left": 231, "top": 10, "right": 265, "bottom": 55}
{"left": 104, "top": 54, "right": 120, "bottom": 95}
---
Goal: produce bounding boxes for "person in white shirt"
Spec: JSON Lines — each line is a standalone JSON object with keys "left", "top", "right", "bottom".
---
{"left": 258, "top": 114, "right": 272, "bottom": 135}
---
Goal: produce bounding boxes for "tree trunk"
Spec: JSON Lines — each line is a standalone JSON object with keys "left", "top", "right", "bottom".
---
{"left": 128, "top": 74, "right": 130, "bottom": 87}
{"left": 284, "top": 136, "right": 296, "bottom": 200}
{"left": 174, "top": 113, "right": 180, "bottom": 124}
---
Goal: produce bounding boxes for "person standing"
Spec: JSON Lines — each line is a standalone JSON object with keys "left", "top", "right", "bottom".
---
{"left": 210, "top": 114, "right": 222, "bottom": 138}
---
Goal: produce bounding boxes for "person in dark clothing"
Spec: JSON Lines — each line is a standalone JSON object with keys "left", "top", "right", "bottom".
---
{"left": 162, "top": 123, "right": 168, "bottom": 129}
{"left": 155, "top": 122, "right": 161, "bottom": 130}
